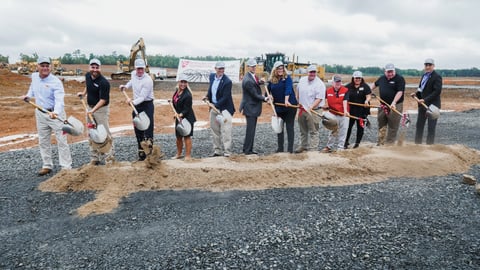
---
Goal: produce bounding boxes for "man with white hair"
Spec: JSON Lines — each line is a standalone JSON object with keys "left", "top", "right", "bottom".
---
{"left": 295, "top": 64, "right": 326, "bottom": 153}
{"left": 120, "top": 58, "right": 155, "bottom": 161}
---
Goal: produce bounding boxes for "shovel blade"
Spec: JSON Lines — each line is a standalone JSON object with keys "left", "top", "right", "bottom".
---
{"left": 133, "top": 111, "right": 150, "bottom": 131}
{"left": 89, "top": 124, "right": 108, "bottom": 143}
{"left": 176, "top": 118, "right": 192, "bottom": 137}
{"left": 62, "top": 116, "right": 84, "bottom": 136}
{"left": 427, "top": 104, "right": 440, "bottom": 120}
{"left": 271, "top": 116, "right": 284, "bottom": 134}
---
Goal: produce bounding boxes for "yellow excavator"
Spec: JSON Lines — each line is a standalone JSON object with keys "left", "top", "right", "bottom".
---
{"left": 111, "top": 37, "right": 152, "bottom": 80}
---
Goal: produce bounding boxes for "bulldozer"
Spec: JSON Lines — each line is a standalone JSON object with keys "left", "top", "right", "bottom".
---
{"left": 241, "top": 52, "right": 325, "bottom": 82}
{"left": 111, "top": 37, "right": 153, "bottom": 80}
{"left": 16, "top": 61, "right": 37, "bottom": 75}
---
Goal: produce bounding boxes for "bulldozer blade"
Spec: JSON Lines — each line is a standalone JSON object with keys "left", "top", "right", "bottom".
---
{"left": 62, "top": 116, "right": 84, "bottom": 136}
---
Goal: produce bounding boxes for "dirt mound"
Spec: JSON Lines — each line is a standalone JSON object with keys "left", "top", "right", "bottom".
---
{"left": 39, "top": 143, "right": 480, "bottom": 217}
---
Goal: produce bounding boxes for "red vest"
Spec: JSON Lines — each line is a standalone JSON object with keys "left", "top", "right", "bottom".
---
{"left": 326, "top": 86, "right": 349, "bottom": 115}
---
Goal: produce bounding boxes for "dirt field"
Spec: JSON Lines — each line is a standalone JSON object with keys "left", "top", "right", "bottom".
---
{"left": 1, "top": 67, "right": 480, "bottom": 153}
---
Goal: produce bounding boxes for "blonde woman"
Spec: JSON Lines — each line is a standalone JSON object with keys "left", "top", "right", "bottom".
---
{"left": 267, "top": 61, "right": 298, "bottom": 153}
{"left": 172, "top": 75, "right": 196, "bottom": 160}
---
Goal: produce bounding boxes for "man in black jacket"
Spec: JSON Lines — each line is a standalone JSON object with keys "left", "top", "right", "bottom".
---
{"left": 413, "top": 58, "right": 442, "bottom": 144}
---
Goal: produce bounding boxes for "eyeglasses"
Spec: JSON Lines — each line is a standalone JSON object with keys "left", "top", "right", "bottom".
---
{"left": 424, "top": 63, "right": 433, "bottom": 66}
{"left": 354, "top": 77, "right": 362, "bottom": 80}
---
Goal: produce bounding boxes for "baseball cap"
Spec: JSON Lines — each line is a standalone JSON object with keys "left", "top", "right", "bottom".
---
{"left": 273, "top": 61, "right": 284, "bottom": 70}
{"left": 37, "top": 56, "right": 50, "bottom": 64}
{"left": 89, "top": 58, "right": 101, "bottom": 66}
{"left": 424, "top": 58, "right": 435, "bottom": 65}
{"left": 134, "top": 59, "right": 146, "bottom": 69}
{"left": 332, "top": 74, "right": 342, "bottom": 82}
{"left": 307, "top": 65, "right": 317, "bottom": 72}
{"left": 352, "top": 71, "right": 363, "bottom": 78}
{"left": 215, "top": 61, "right": 225, "bottom": 68}
{"left": 384, "top": 63, "right": 395, "bottom": 71}
{"left": 246, "top": 58, "right": 257, "bottom": 67}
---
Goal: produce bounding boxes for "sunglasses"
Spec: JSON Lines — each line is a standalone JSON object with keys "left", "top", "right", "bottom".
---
{"left": 424, "top": 63, "right": 433, "bottom": 66}
{"left": 354, "top": 77, "right": 362, "bottom": 80}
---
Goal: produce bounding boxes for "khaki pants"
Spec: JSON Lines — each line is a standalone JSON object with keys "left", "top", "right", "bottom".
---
{"left": 377, "top": 103, "right": 403, "bottom": 145}
{"left": 88, "top": 105, "right": 114, "bottom": 162}
{"left": 297, "top": 110, "right": 320, "bottom": 150}
{"left": 209, "top": 109, "right": 233, "bottom": 155}
{"left": 35, "top": 109, "right": 72, "bottom": 169}
{"left": 326, "top": 115, "right": 349, "bottom": 150}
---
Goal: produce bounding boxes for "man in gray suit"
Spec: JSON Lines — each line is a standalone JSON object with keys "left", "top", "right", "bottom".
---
{"left": 240, "top": 58, "right": 270, "bottom": 155}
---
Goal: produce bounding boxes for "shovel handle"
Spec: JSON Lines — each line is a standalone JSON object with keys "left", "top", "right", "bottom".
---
{"left": 274, "top": 102, "right": 300, "bottom": 108}
{"left": 410, "top": 94, "right": 429, "bottom": 110}
{"left": 348, "top": 101, "right": 378, "bottom": 108}
{"left": 79, "top": 95, "right": 96, "bottom": 124}
{"left": 203, "top": 99, "right": 220, "bottom": 114}
{"left": 23, "top": 98, "right": 66, "bottom": 123}
{"left": 372, "top": 94, "right": 403, "bottom": 116}
{"left": 120, "top": 88, "right": 140, "bottom": 115}
{"left": 168, "top": 99, "right": 181, "bottom": 122}
{"left": 263, "top": 85, "right": 277, "bottom": 117}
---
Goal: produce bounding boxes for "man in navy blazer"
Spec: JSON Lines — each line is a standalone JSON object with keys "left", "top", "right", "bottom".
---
{"left": 413, "top": 58, "right": 442, "bottom": 144}
{"left": 205, "top": 61, "right": 236, "bottom": 157}
{"left": 240, "top": 58, "right": 270, "bottom": 155}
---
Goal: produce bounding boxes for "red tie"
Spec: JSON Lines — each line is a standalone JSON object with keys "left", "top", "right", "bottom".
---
{"left": 254, "top": 75, "right": 259, "bottom": 84}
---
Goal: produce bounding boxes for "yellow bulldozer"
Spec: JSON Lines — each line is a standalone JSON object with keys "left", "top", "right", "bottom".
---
{"left": 240, "top": 52, "right": 325, "bottom": 82}
{"left": 111, "top": 37, "right": 153, "bottom": 80}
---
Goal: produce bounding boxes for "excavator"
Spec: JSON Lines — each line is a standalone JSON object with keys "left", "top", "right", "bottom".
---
{"left": 111, "top": 37, "right": 153, "bottom": 80}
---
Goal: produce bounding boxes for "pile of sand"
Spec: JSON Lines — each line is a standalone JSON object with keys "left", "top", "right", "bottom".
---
{"left": 39, "top": 143, "right": 480, "bottom": 217}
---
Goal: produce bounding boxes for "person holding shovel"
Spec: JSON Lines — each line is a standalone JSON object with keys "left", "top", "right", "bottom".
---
{"left": 295, "top": 64, "right": 326, "bottom": 153}
{"left": 370, "top": 63, "right": 405, "bottom": 145}
{"left": 204, "top": 61, "right": 235, "bottom": 157}
{"left": 120, "top": 59, "right": 155, "bottom": 161}
{"left": 21, "top": 56, "right": 72, "bottom": 175}
{"left": 267, "top": 61, "right": 298, "bottom": 153}
{"left": 321, "top": 75, "right": 350, "bottom": 153}
{"left": 344, "top": 71, "right": 372, "bottom": 149}
{"left": 171, "top": 75, "right": 196, "bottom": 161}
{"left": 412, "top": 58, "right": 442, "bottom": 145}
{"left": 77, "top": 58, "right": 114, "bottom": 165}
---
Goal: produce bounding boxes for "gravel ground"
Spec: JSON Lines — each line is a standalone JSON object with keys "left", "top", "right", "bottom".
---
{"left": 1, "top": 109, "right": 479, "bottom": 269}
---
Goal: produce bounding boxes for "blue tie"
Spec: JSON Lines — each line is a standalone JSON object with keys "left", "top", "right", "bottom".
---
{"left": 420, "top": 73, "right": 430, "bottom": 91}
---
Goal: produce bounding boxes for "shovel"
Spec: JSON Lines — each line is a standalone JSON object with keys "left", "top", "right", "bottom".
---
{"left": 309, "top": 108, "right": 339, "bottom": 131}
{"left": 121, "top": 88, "right": 150, "bottom": 131}
{"left": 371, "top": 93, "right": 403, "bottom": 116}
{"left": 203, "top": 99, "right": 227, "bottom": 124}
{"left": 24, "top": 97, "right": 84, "bottom": 136}
{"left": 168, "top": 99, "right": 191, "bottom": 137}
{"left": 410, "top": 94, "right": 440, "bottom": 120}
{"left": 79, "top": 95, "right": 107, "bottom": 144}
{"left": 264, "top": 85, "right": 283, "bottom": 134}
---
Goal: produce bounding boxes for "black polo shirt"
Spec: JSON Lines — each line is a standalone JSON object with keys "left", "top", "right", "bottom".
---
{"left": 85, "top": 72, "right": 110, "bottom": 106}
{"left": 374, "top": 74, "right": 405, "bottom": 104}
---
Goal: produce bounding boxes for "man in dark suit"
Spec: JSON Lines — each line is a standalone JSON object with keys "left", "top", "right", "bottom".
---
{"left": 205, "top": 61, "right": 235, "bottom": 157}
{"left": 240, "top": 58, "right": 270, "bottom": 155}
{"left": 413, "top": 58, "right": 442, "bottom": 144}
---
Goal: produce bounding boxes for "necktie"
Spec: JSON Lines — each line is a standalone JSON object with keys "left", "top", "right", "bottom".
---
{"left": 420, "top": 73, "right": 430, "bottom": 91}
{"left": 254, "top": 75, "right": 259, "bottom": 84}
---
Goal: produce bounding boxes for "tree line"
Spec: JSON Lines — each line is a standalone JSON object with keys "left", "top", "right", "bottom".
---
{"left": 2, "top": 52, "right": 479, "bottom": 77}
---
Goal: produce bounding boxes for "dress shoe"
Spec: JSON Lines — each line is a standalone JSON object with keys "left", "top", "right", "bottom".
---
{"left": 211, "top": 153, "right": 222, "bottom": 157}
{"left": 89, "top": 160, "right": 100, "bottom": 166}
{"left": 38, "top": 168, "right": 51, "bottom": 176}
{"left": 245, "top": 151, "right": 258, "bottom": 155}
{"left": 353, "top": 143, "right": 359, "bottom": 149}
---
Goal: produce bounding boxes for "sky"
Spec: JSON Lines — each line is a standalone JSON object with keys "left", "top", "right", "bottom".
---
{"left": 2, "top": 0, "right": 479, "bottom": 69}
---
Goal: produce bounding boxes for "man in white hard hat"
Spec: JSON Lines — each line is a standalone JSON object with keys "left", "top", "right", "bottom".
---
{"left": 77, "top": 58, "right": 114, "bottom": 165}
{"left": 295, "top": 64, "right": 326, "bottom": 153}
{"left": 205, "top": 61, "right": 235, "bottom": 157}
{"left": 412, "top": 58, "right": 442, "bottom": 144}
{"left": 120, "top": 58, "right": 155, "bottom": 161}
{"left": 21, "top": 56, "right": 72, "bottom": 175}
{"left": 240, "top": 58, "right": 270, "bottom": 155}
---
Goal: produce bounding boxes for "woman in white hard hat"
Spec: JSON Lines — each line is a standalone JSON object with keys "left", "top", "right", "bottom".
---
{"left": 171, "top": 75, "right": 196, "bottom": 161}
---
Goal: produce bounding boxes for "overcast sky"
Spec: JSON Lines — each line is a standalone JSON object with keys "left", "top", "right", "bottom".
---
{"left": 2, "top": 0, "right": 478, "bottom": 69}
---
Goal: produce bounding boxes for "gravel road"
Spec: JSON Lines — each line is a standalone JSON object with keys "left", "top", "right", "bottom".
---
{"left": 1, "top": 109, "right": 479, "bottom": 269}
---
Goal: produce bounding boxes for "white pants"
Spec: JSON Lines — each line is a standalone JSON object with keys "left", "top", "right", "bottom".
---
{"left": 209, "top": 109, "right": 233, "bottom": 155}
{"left": 35, "top": 109, "right": 72, "bottom": 169}
{"left": 326, "top": 115, "right": 349, "bottom": 150}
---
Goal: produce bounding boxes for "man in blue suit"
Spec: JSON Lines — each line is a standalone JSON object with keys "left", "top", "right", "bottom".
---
{"left": 205, "top": 61, "right": 236, "bottom": 157}
{"left": 240, "top": 58, "right": 270, "bottom": 155}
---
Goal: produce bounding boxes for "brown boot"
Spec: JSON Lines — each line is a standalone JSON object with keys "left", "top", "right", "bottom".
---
{"left": 38, "top": 168, "right": 52, "bottom": 176}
